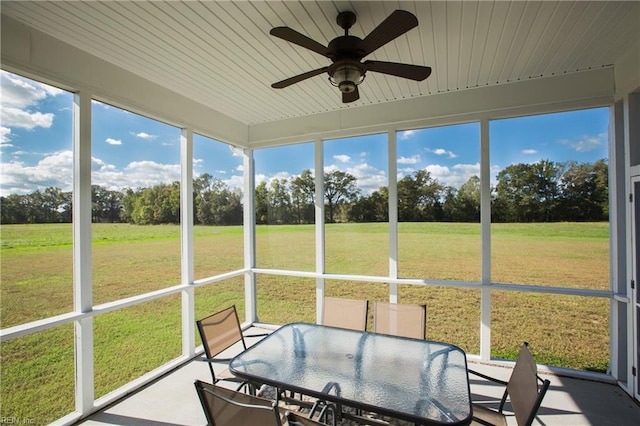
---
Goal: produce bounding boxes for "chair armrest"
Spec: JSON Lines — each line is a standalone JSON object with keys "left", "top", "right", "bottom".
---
{"left": 199, "top": 356, "right": 233, "bottom": 363}
{"left": 468, "top": 369, "right": 509, "bottom": 386}
{"left": 244, "top": 332, "right": 270, "bottom": 338}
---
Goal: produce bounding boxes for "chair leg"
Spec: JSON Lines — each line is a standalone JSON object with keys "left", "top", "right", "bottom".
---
{"left": 309, "top": 400, "right": 337, "bottom": 426}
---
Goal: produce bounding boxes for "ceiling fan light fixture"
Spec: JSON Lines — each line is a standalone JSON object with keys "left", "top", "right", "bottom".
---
{"left": 329, "top": 63, "right": 364, "bottom": 93}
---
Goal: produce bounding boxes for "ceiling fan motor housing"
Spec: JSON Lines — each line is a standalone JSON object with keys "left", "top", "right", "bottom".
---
{"left": 336, "top": 11, "right": 357, "bottom": 32}
{"left": 326, "top": 32, "right": 367, "bottom": 94}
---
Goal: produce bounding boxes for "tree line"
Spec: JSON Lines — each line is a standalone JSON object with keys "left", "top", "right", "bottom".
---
{"left": 0, "top": 159, "right": 608, "bottom": 225}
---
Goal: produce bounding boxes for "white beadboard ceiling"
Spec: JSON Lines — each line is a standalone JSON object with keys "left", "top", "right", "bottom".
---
{"left": 1, "top": 1, "right": 638, "bottom": 126}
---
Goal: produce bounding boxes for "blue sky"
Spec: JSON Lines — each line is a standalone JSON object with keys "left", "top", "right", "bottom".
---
{"left": 1, "top": 70, "right": 609, "bottom": 197}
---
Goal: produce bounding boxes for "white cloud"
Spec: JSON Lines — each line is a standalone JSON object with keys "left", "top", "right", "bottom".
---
{"left": 251, "top": 170, "right": 294, "bottom": 190}
{"left": 398, "top": 130, "right": 416, "bottom": 140}
{"left": 423, "top": 162, "right": 480, "bottom": 188}
{"left": 0, "top": 150, "right": 185, "bottom": 195}
{"left": 397, "top": 167, "right": 417, "bottom": 179}
{"left": 427, "top": 148, "right": 458, "bottom": 159}
{"left": 271, "top": 171, "right": 293, "bottom": 181}
{"left": 560, "top": 133, "right": 606, "bottom": 152}
{"left": 1, "top": 107, "right": 54, "bottom": 130}
{"left": 134, "top": 132, "right": 156, "bottom": 140}
{"left": 255, "top": 173, "right": 268, "bottom": 186}
{"left": 224, "top": 174, "right": 244, "bottom": 190}
{"left": 121, "top": 161, "right": 181, "bottom": 187}
{"left": 0, "top": 71, "right": 62, "bottom": 132}
{"left": 398, "top": 163, "right": 482, "bottom": 188}
{"left": 1, "top": 71, "right": 63, "bottom": 109}
{"left": 324, "top": 164, "right": 339, "bottom": 173}
{"left": 334, "top": 154, "right": 351, "bottom": 163}
{"left": 398, "top": 155, "right": 421, "bottom": 164}
{"left": 324, "top": 162, "right": 387, "bottom": 195}
{"left": 1, "top": 127, "right": 11, "bottom": 144}
{"left": 96, "top": 160, "right": 245, "bottom": 193}
{"left": 352, "top": 164, "right": 387, "bottom": 195}
{"left": 453, "top": 163, "right": 481, "bottom": 177}
{"left": 196, "top": 161, "right": 246, "bottom": 189}
{"left": 0, "top": 150, "right": 72, "bottom": 196}
{"left": 490, "top": 164, "right": 502, "bottom": 186}
{"left": 425, "top": 164, "right": 451, "bottom": 179}
{"left": 106, "top": 137, "right": 122, "bottom": 145}
{"left": 522, "top": 149, "right": 538, "bottom": 155}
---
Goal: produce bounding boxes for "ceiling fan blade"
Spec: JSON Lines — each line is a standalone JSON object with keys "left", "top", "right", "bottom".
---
{"left": 271, "top": 67, "right": 329, "bottom": 89}
{"left": 364, "top": 61, "right": 431, "bottom": 81}
{"left": 359, "top": 10, "right": 418, "bottom": 56}
{"left": 342, "top": 87, "right": 359, "bottom": 103}
{"left": 270, "top": 27, "right": 330, "bottom": 57}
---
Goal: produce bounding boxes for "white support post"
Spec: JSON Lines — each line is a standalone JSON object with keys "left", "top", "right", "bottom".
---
{"left": 480, "top": 118, "right": 492, "bottom": 361}
{"left": 624, "top": 93, "right": 639, "bottom": 401}
{"left": 73, "top": 91, "right": 94, "bottom": 415}
{"left": 609, "top": 100, "right": 625, "bottom": 382}
{"left": 388, "top": 130, "right": 399, "bottom": 304}
{"left": 315, "top": 139, "right": 326, "bottom": 324}
{"left": 243, "top": 148, "right": 258, "bottom": 324}
{"left": 180, "top": 128, "right": 195, "bottom": 358}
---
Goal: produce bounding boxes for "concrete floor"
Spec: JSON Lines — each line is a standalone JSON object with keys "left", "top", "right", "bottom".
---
{"left": 77, "top": 327, "right": 640, "bottom": 426}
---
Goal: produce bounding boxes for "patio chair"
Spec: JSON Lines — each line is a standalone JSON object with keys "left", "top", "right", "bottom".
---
{"left": 468, "top": 342, "right": 551, "bottom": 426}
{"left": 285, "top": 411, "right": 327, "bottom": 426}
{"left": 194, "top": 380, "right": 326, "bottom": 426}
{"left": 373, "top": 301, "right": 426, "bottom": 339}
{"left": 194, "top": 379, "right": 282, "bottom": 425}
{"left": 196, "top": 305, "right": 269, "bottom": 392}
{"left": 322, "top": 297, "right": 368, "bottom": 331}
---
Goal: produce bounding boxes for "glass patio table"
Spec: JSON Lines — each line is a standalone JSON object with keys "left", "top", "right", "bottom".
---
{"left": 229, "top": 322, "right": 472, "bottom": 425}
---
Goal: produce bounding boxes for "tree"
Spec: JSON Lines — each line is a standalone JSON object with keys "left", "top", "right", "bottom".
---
{"left": 558, "top": 159, "right": 608, "bottom": 221}
{"left": 1, "top": 194, "right": 28, "bottom": 224}
{"left": 42, "top": 187, "right": 66, "bottom": 222}
{"left": 92, "top": 185, "right": 123, "bottom": 223}
{"left": 493, "top": 160, "right": 561, "bottom": 222}
{"left": 129, "top": 183, "right": 180, "bottom": 224}
{"left": 453, "top": 175, "right": 481, "bottom": 222}
{"left": 269, "top": 178, "right": 292, "bottom": 224}
{"left": 193, "top": 173, "right": 212, "bottom": 224}
{"left": 397, "top": 170, "right": 444, "bottom": 221}
{"left": 121, "top": 188, "right": 137, "bottom": 223}
{"left": 59, "top": 190, "right": 73, "bottom": 222}
{"left": 348, "top": 189, "right": 388, "bottom": 222}
{"left": 194, "top": 174, "right": 243, "bottom": 225}
{"left": 255, "top": 181, "right": 269, "bottom": 224}
{"left": 324, "top": 170, "right": 359, "bottom": 223}
{"left": 290, "top": 169, "right": 315, "bottom": 224}
{"left": 0, "top": 157, "right": 609, "bottom": 226}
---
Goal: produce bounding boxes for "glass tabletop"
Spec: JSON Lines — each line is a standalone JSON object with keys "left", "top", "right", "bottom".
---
{"left": 229, "top": 322, "right": 471, "bottom": 425}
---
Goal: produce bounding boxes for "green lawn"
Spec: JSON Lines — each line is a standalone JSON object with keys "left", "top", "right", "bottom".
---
{"left": 0, "top": 222, "right": 610, "bottom": 423}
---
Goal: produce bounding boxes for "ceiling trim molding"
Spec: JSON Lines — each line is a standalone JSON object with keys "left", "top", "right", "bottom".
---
{"left": 248, "top": 67, "right": 614, "bottom": 147}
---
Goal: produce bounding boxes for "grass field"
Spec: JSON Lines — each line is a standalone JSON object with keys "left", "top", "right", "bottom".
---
{"left": 0, "top": 222, "right": 610, "bottom": 424}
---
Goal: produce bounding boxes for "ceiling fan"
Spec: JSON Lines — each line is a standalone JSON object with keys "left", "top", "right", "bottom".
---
{"left": 269, "top": 9, "right": 432, "bottom": 103}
